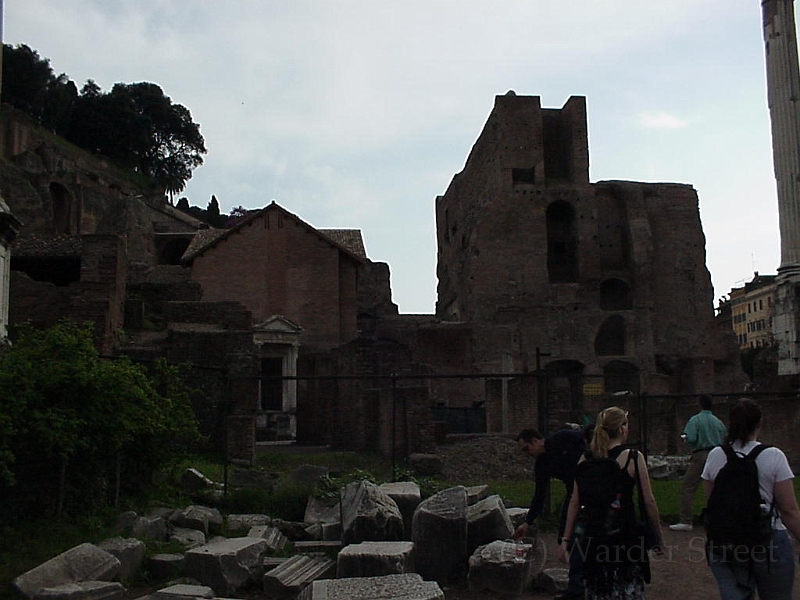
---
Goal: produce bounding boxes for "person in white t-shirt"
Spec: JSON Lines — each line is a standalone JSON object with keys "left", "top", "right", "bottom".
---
{"left": 701, "top": 398, "right": 800, "bottom": 600}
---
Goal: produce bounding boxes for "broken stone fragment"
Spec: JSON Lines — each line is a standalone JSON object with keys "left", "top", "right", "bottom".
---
{"left": 336, "top": 541, "right": 415, "bottom": 578}
{"left": 95, "top": 538, "right": 145, "bottom": 582}
{"left": 468, "top": 539, "right": 536, "bottom": 595}
{"left": 170, "top": 505, "right": 223, "bottom": 536}
{"left": 412, "top": 486, "right": 468, "bottom": 584}
{"left": 297, "top": 573, "right": 444, "bottom": 600}
{"left": 262, "top": 554, "right": 336, "bottom": 598}
{"left": 183, "top": 537, "right": 267, "bottom": 595}
{"left": 466, "top": 494, "right": 514, "bottom": 555}
{"left": 12, "top": 543, "right": 121, "bottom": 599}
{"left": 340, "top": 480, "right": 404, "bottom": 545}
{"left": 35, "top": 581, "right": 125, "bottom": 600}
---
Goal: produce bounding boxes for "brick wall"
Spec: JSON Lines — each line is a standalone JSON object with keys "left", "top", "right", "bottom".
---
{"left": 434, "top": 93, "right": 744, "bottom": 401}
{"left": 297, "top": 336, "right": 437, "bottom": 455}
{"left": 9, "top": 234, "right": 126, "bottom": 353}
{"left": 190, "top": 208, "right": 360, "bottom": 349}
{"left": 643, "top": 395, "right": 800, "bottom": 469}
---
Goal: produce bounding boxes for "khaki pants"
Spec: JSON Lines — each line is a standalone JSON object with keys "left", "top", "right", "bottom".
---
{"left": 679, "top": 449, "right": 709, "bottom": 524}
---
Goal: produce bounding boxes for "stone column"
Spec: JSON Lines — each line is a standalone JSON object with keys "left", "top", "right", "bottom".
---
{"left": 0, "top": 197, "right": 21, "bottom": 349}
{"left": 762, "top": 0, "right": 800, "bottom": 374}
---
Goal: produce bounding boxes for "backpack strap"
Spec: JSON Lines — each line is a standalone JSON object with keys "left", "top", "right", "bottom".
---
{"left": 722, "top": 442, "right": 771, "bottom": 462}
{"left": 721, "top": 443, "right": 738, "bottom": 462}
{"left": 747, "top": 444, "right": 770, "bottom": 460}
{"left": 745, "top": 444, "right": 776, "bottom": 518}
{"left": 621, "top": 447, "right": 636, "bottom": 469}
{"left": 632, "top": 448, "right": 643, "bottom": 494}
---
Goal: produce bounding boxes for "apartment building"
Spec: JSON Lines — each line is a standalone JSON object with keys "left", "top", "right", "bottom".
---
{"left": 729, "top": 272, "right": 777, "bottom": 349}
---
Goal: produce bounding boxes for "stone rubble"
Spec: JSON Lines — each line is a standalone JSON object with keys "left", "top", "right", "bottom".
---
{"left": 340, "top": 480, "right": 404, "bottom": 545}
{"left": 14, "top": 466, "right": 583, "bottom": 600}
{"left": 183, "top": 537, "right": 267, "bottom": 595}
{"left": 13, "top": 544, "right": 121, "bottom": 599}
{"left": 468, "top": 539, "right": 536, "bottom": 595}
{"left": 262, "top": 554, "right": 336, "bottom": 598}
{"left": 35, "top": 581, "right": 126, "bottom": 600}
{"left": 336, "top": 541, "right": 415, "bottom": 578}
{"left": 298, "top": 573, "right": 445, "bottom": 600}
{"left": 95, "top": 538, "right": 146, "bottom": 582}
{"left": 412, "top": 486, "right": 469, "bottom": 584}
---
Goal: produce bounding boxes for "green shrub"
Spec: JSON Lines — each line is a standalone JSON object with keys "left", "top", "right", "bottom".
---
{"left": 222, "top": 487, "right": 275, "bottom": 515}
{"left": 264, "top": 483, "right": 315, "bottom": 522}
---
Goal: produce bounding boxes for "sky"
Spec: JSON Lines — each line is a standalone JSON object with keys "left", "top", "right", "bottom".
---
{"left": 3, "top": 1, "right": 789, "bottom": 314}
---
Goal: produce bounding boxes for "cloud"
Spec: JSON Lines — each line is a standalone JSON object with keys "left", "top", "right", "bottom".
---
{"left": 4, "top": 0, "right": 780, "bottom": 314}
{"left": 636, "top": 111, "right": 690, "bottom": 130}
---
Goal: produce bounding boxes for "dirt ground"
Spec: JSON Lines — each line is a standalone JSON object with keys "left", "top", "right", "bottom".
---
{"left": 442, "top": 528, "right": 800, "bottom": 600}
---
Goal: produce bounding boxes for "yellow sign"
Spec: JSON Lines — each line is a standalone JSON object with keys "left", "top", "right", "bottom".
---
{"left": 583, "top": 382, "right": 604, "bottom": 396}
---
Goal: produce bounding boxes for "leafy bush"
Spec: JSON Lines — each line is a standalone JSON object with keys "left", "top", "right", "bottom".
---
{"left": 263, "top": 483, "right": 315, "bottom": 522}
{"left": 222, "top": 487, "right": 276, "bottom": 515}
{"left": 0, "top": 321, "right": 202, "bottom": 517}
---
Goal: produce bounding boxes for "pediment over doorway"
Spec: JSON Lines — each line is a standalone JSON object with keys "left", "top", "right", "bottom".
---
{"left": 252, "top": 315, "right": 302, "bottom": 345}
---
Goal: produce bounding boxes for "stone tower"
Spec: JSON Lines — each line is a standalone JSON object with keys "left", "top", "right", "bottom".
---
{"left": 435, "top": 93, "right": 744, "bottom": 400}
{"left": 762, "top": 0, "right": 800, "bottom": 375}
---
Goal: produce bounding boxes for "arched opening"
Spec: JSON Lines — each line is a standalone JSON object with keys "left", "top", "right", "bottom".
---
{"left": 595, "top": 315, "right": 626, "bottom": 356}
{"left": 602, "top": 360, "right": 640, "bottom": 395}
{"left": 50, "top": 182, "right": 74, "bottom": 235}
{"left": 155, "top": 235, "right": 192, "bottom": 265}
{"left": 599, "top": 278, "right": 633, "bottom": 310}
{"left": 546, "top": 201, "right": 578, "bottom": 282}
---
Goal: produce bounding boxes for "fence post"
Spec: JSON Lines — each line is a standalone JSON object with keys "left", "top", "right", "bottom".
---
{"left": 391, "top": 374, "right": 397, "bottom": 479}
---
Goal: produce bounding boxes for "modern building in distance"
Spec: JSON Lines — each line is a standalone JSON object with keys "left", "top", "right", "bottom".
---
{"left": 729, "top": 272, "right": 777, "bottom": 350}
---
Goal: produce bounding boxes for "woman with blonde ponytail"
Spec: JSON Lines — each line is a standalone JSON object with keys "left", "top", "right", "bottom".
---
{"left": 558, "top": 406, "right": 664, "bottom": 599}
{"left": 590, "top": 407, "right": 628, "bottom": 458}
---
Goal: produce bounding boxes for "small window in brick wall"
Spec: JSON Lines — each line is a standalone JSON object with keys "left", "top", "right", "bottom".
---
{"left": 512, "top": 167, "right": 536, "bottom": 185}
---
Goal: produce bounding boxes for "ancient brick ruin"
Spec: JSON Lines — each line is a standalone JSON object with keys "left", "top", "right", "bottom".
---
{"left": 435, "top": 93, "right": 745, "bottom": 404}
{"left": 0, "top": 94, "right": 759, "bottom": 462}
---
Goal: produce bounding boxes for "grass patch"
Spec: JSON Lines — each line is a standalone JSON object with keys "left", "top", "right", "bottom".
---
{"left": 256, "top": 449, "right": 392, "bottom": 480}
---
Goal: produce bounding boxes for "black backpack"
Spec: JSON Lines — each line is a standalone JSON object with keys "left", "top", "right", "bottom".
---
{"left": 575, "top": 449, "right": 636, "bottom": 539}
{"left": 705, "top": 444, "right": 773, "bottom": 553}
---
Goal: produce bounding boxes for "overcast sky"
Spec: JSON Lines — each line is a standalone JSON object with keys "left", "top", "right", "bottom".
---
{"left": 4, "top": 1, "right": 788, "bottom": 313}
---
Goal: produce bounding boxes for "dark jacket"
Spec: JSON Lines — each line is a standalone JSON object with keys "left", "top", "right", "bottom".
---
{"left": 526, "top": 427, "right": 586, "bottom": 524}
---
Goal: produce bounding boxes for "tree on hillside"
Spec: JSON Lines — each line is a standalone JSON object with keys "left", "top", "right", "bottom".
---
{"left": 0, "top": 321, "right": 202, "bottom": 517}
{"left": 206, "top": 195, "right": 228, "bottom": 227}
{"left": 1, "top": 43, "right": 77, "bottom": 133}
{"left": 2, "top": 44, "right": 206, "bottom": 195}
{"left": 68, "top": 82, "right": 206, "bottom": 194}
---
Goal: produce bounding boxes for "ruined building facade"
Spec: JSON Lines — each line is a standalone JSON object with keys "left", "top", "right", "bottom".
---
{"left": 1, "top": 95, "right": 750, "bottom": 461}
{"left": 435, "top": 93, "right": 744, "bottom": 402}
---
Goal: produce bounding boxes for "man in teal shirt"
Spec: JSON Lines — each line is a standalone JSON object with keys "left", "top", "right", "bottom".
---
{"left": 669, "top": 395, "right": 726, "bottom": 531}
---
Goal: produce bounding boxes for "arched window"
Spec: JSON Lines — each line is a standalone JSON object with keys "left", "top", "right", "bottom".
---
{"left": 599, "top": 279, "right": 633, "bottom": 310}
{"left": 546, "top": 201, "right": 578, "bottom": 282}
{"left": 595, "top": 315, "right": 626, "bottom": 356}
{"left": 50, "top": 182, "right": 74, "bottom": 235}
{"left": 603, "top": 360, "right": 639, "bottom": 395}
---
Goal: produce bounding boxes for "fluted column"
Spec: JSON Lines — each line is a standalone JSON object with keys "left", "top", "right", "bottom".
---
{"left": 0, "top": 199, "right": 21, "bottom": 347}
{"left": 763, "top": 0, "right": 800, "bottom": 374}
